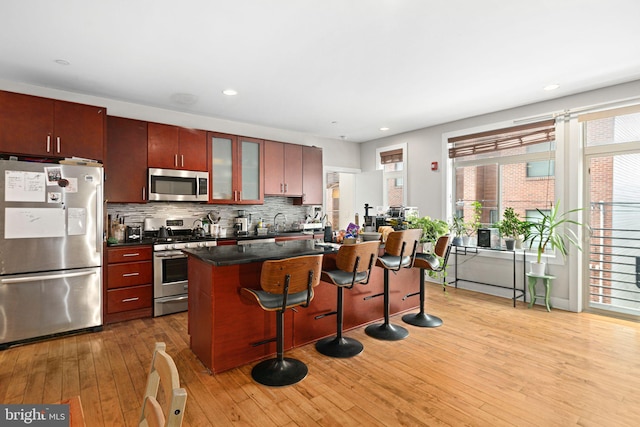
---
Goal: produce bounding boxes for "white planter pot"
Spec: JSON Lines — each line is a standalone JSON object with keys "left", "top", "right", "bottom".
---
{"left": 515, "top": 236, "right": 524, "bottom": 249}
{"left": 530, "top": 261, "right": 546, "bottom": 276}
{"left": 462, "top": 236, "right": 471, "bottom": 246}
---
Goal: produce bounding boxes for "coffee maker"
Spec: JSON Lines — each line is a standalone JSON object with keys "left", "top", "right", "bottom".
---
{"left": 234, "top": 210, "right": 250, "bottom": 236}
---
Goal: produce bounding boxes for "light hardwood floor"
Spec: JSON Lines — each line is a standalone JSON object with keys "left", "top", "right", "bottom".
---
{"left": 1, "top": 285, "right": 639, "bottom": 426}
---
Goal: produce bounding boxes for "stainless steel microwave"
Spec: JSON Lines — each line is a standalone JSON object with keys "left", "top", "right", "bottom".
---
{"left": 148, "top": 168, "right": 209, "bottom": 201}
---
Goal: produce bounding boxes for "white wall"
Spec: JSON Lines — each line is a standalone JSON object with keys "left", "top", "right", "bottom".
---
{"left": 359, "top": 79, "right": 640, "bottom": 311}
{"left": 0, "top": 78, "right": 362, "bottom": 171}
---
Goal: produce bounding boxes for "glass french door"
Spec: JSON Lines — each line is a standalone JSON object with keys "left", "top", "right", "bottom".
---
{"left": 587, "top": 152, "right": 640, "bottom": 317}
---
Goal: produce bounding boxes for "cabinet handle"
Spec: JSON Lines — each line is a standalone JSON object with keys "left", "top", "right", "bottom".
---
{"left": 280, "top": 183, "right": 283, "bottom": 193}
{"left": 122, "top": 253, "right": 139, "bottom": 257}
{"left": 303, "top": 193, "right": 306, "bottom": 202}
{"left": 142, "top": 187, "right": 146, "bottom": 201}
{"left": 122, "top": 272, "right": 140, "bottom": 277}
{"left": 56, "top": 136, "right": 61, "bottom": 153}
{"left": 174, "top": 154, "right": 178, "bottom": 167}
{"left": 46, "top": 135, "right": 51, "bottom": 153}
{"left": 122, "top": 297, "right": 139, "bottom": 303}
{"left": 181, "top": 155, "right": 184, "bottom": 167}
{"left": 284, "top": 183, "right": 288, "bottom": 193}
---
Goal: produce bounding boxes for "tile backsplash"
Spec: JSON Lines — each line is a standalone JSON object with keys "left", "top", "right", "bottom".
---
{"left": 107, "top": 197, "right": 320, "bottom": 231}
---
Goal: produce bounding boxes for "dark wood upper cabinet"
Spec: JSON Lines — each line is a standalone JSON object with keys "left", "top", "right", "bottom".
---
{"left": 106, "top": 116, "right": 148, "bottom": 203}
{"left": 295, "top": 145, "right": 323, "bottom": 205}
{"left": 0, "top": 90, "right": 105, "bottom": 160}
{"left": 264, "top": 141, "right": 303, "bottom": 196}
{"left": 147, "top": 122, "right": 206, "bottom": 171}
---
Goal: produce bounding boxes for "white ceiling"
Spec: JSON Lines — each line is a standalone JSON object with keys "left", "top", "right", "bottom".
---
{"left": 2, "top": 0, "right": 640, "bottom": 142}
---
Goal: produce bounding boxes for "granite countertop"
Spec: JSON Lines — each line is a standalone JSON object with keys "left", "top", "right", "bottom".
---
{"left": 183, "top": 239, "right": 338, "bottom": 266}
{"left": 106, "top": 231, "right": 318, "bottom": 247}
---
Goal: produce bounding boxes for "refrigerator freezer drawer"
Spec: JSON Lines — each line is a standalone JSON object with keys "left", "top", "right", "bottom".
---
{"left": 0, "top": 267, "right": 102, "bottom": 346}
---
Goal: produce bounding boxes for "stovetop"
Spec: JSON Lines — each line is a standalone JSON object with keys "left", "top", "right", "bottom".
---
{"left": 144, "top": 216, "right": 217, "bottom": 251}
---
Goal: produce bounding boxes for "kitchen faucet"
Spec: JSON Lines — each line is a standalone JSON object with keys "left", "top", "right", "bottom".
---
{"left": 273, "top": 212, "right": 287, "bottom": 233}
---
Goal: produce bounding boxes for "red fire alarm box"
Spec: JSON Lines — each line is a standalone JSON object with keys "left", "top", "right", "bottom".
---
{"left": 431, "top": 161, "right": 438, "bottom": 171}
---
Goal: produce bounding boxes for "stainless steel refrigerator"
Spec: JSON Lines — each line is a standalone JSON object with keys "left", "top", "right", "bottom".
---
{"left": 0, "top": 159, "right": 103, "bottom": 349}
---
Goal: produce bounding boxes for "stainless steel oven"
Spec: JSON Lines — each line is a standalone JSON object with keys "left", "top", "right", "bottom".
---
{"left": 146, "top": 217, "right": 217, "bottom": 317}
{"left": 153, "top": 248, "right": 189, "bottom": 316}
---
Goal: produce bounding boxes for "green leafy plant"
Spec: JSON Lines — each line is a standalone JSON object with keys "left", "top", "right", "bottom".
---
{"left": 498, "top": 207, "right": 522, "bottom": 238}
{"left": 468, "top": 201, "right": 483, "bottom": 236}
{"left": 450, "top": 216, "right": 466, "bottom": 237}
{"left": 526, "top": 201, "right": 589, "bottom": 263}
{"left": 407, "top": 215, "right": 449, "bottom": 245}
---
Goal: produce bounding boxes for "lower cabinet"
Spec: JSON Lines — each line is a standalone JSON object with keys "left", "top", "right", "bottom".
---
{"left": 187, "top": 251, "right": 420, "bottom": 373}
{"left": 105, "top": 245, "right": 153, "bottom": 324}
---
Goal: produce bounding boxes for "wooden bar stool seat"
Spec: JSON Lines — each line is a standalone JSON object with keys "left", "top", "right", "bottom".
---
{"left": 365, "top": 229, "right": 422, "bottom": 341}
{"left": 241, "top": 254, "right": 323, "bottom": 386}
{"left": 402, "top": 235, "right": 451, "bottom": 328}
{"left": 315, "top": 241, "right": 380, "bottom": 358}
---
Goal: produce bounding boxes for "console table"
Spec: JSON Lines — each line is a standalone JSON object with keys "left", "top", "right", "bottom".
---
{"left": 449, "top": 245, "right": 526, "bottom": 307}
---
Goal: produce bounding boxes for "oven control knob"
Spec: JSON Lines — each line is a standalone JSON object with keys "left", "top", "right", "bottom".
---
{"left": 197, "top": 242, "right": 205, "bottom": 248}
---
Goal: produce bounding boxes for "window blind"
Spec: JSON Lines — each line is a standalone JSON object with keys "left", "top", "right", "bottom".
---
{"left": 448, "top": 119, "right": 556, "bottom": 159}
{"left": 380, "top": 148, "right": 403, "bottom": 164}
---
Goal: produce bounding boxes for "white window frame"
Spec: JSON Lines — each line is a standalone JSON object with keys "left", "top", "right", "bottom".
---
{"left": 376, "top": 142, "right": 407, "bottom": 207}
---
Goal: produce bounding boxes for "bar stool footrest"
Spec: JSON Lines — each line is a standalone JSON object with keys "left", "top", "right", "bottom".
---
{"left": 251, "top": 357, "right": 308, "bottom": 387}
{"left": 402, "top": 312, "right": 443, "bottom": 328}
{"left": 315, "top": 336, "right": 364, "bottom": 358}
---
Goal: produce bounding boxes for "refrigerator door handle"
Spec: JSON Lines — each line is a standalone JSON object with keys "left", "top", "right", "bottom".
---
{"left": 96, "top": 182, "right": 103, "bottom": 254}
{"left": 1, "top": 270, "right": 96, "bottom": 284}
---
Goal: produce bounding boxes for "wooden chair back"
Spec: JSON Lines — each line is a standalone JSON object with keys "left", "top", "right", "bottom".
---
{"left": 384, "top": 229, "right": 422, "bottom": 258}
{"left": 433, "top": 235, "right": 452, "bottom": 258}
{"left": 139, "top": 342, "right": 187, "bottom": 427}
{"left": 260, "top": 254, "right": 323, "bottom": 295}
{"left": 336, "top": 241, "right": 380, "bottom": 277}
{"left": 140, "top": 395, "right": 165, "bottom": 427}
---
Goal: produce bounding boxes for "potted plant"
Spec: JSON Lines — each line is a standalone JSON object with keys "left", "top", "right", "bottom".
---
{"left": 466, "top": 201, "right": 483, "bottom": 246}
{"left": 450, "top": 216, "right": 466, "bottom": 246}
{"left": 498, "top": 207, "right": 521, "bottom": 250}
{"left": 407, "top": 215, "right": 449, "bottom": 252}
{"left": 526, "top": 201, "right": 588, "bottom": 275}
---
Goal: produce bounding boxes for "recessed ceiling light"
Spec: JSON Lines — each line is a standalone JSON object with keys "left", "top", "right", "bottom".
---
{"left": 380, "top": 127, "right": 390, "bottom": 131}
{"left": 54, "top": 59, "right": 70, "bottom": 66}
{"left": 544, "top": 84, "right": 560, "bottom": 91}
{"left": 222, "top": 89, "right": 238, "bottom": 96}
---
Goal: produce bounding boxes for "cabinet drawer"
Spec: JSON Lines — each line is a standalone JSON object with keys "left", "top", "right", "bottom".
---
{"left": 107, "top": 261, "right": 152, "bottom": 289}
{"left": 107, "top": 246, "right": 152, "bottom": 263}
{"left": 107, "top": 285, "right": 152, "bottom": 314}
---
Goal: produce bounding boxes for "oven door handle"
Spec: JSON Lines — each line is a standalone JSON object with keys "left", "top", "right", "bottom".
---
{"left": 154, "top": 251, "right": 187, "bottom": 258}
{"left": 157, "top": 295, "right": 188, "bottom": 303}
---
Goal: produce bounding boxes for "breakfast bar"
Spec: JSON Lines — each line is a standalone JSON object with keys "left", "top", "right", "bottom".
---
{"left": 184, "top": 240, "right": 420, "bottom": 373}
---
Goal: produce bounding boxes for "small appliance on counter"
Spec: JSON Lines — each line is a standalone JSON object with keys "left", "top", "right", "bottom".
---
{"left": 125, "top": 225, "right": 143, "bottom": 242}
{"left": 234, "top": 210, "right": 250, "bottom": 236}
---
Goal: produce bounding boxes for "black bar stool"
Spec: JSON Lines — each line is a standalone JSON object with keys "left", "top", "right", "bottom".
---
{"left": 402, "top": 235, "right": 451, "bottom": 327}
{"left": 241, "top": 254, "right": 323, "bottom": 387}
{"left": 315, "top": 241, "right": 380, "bottom": 358}
{"left": 365, "top": 229, "right": 422, "bottom": 341}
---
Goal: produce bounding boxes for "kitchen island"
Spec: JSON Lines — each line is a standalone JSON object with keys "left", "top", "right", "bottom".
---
{"left": 184, "top": 240, "right": 420, "bottom": 373}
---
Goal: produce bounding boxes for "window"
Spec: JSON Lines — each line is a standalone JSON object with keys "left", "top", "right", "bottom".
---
{"left": 527, "top": 160, "right": 555, "bottom": 177}
{"left": 378, "top": 144, "right": 407, "bottom": 207}
{"left": 449, "top": 120, "right": 556, "bottom": 227}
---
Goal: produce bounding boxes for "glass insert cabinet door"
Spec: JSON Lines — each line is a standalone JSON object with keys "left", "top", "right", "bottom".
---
{"left": 211, "top": 134, "right": 233, "bottom": 200}
{"left": 209, "top": 132, "right": 263, "bottom": 204}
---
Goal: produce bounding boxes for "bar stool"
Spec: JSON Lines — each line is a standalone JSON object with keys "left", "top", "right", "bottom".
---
{"left": 365, "top": 229, "right": 422, "bottom": 341}
{"left": 315, "top": 241, "right": 380, "bottom": 358}
{"left": 241, "top": 254, "right": 323, "bottom": 387}
{"left": 402, "top": 235, "right": 451, "bottom": 328}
